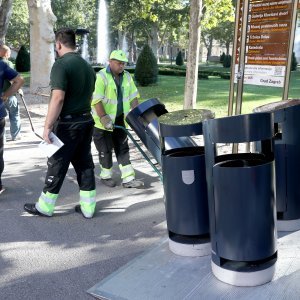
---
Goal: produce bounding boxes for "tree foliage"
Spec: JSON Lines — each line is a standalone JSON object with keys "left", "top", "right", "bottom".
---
{"left": 201, "top": 0, "right": 235, "bottom": 56}
{"left": 51, "top": 0, "right": 98, "bottom": 53}
{"left": 5, "top": 0, "right": 29, "bottom": 47}
{"left": 135, "top": 44, "right": 158, "bottom": 86}
{"left": 109, "top": 0, "right": 189, "bottom": 57}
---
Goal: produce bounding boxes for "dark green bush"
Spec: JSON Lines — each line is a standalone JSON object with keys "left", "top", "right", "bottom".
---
{"left": 223, "top": 54, "right": 231, "bottom": 68}
{"left": 15, "top": 45, "right": 30, "bottom": 72}
{"left": 220, "top": 52, "right": 226, "bottom": 63}
{"left": 135, "top": 44, "right": 158, "bottom": 86}
{"left": 220, "top": 73, "right": 231, "bottom": 79}
{"left": 175, "top": 51, "right": 184, "bottom": 66}
{"left": 291, "top": 51, "right": 298, "bottom": 71}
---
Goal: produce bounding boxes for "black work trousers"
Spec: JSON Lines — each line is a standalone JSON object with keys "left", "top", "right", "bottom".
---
{"left": 43, "top": 115, "right": 95, "bottom": 195}
{"left": 93, "top": 114, "right": 130, "bottom": 169}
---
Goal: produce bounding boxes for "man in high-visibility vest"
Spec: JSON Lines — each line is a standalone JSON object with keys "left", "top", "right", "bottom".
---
{"left": 92, "top": 50, "right": 143, "bottom": 188}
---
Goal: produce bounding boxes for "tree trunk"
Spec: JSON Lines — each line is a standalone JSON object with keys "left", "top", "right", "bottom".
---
{"left": 207, "top": 35, "right": 213, "bottom": 60}
{"left": 184, "top": 0, "right": 202, "bottom": 109}
{"left": 118, "top": 30, "right": 124, "bottom": 50}
{"left": 226, "top": 41, "right": 230, "bottom": 55}
{"left": 0, "top": 0, "right": 13, "bottom": 43}
{"left": 150, "top": 22, "right": 159, "bottom": 62}
{"left": 27, "top": 0, "right": 56, "bottom": 93}
{"left": 127, "top": 30, "right": 135, "bottom": 64}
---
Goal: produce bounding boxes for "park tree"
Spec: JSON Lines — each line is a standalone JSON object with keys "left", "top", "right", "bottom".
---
{"left": 184, "top": 0, "right": 202, "bottom": 109}
{"left": 0, "top": 0, "right": 13, "bottom": 43}
{"left": 27, "top": 0, "right": 56, "bottom": 92}
{"left": 51, "top": 0, "right": 97, "bottom": 56}
{"left": 6, "top": 0, "right": 30, "bottom": 48}
{"left": 200, "top": 0, "right": 235, "bottom": 58}
{"left": 109, "top": 0, "right": 188, "bottom": 61}
{"left": 213, "top": 20, "right": 234, "bottom": 55}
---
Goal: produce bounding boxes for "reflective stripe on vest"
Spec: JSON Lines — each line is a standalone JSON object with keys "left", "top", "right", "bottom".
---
{"left": 100, "top": 166, "right": 112, "bottom": 179}
{"left": 79, "top": 190, "right": 96, "bottom": 218}
{"left": 119, "top": 164, "right": 135, "bottom": 182}
{"left": 36, "top": 191, "right": 58, "bottom": 216}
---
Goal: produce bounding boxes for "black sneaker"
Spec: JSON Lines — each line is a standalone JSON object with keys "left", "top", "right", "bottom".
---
{"left": 24, "top": 203, "right": 50, "bottom": 217}
{"left": 101, "top": 178, "right": 116, "bottom": 187}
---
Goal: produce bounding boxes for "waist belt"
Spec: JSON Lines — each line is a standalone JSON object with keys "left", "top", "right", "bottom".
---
{"left": 59, "top": 112, "right": 91, "bottom": 119}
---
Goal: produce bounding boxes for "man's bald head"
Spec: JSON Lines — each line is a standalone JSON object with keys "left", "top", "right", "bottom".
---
{"left": 0, "top": 45, "right": 11, "bottom": 59}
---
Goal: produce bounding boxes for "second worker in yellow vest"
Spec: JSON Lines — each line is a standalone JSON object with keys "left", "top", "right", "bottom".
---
{"left": 92, "top": 50, "right": 144, "bottom": 188}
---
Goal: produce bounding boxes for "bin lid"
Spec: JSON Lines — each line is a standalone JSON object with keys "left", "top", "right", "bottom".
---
{"left": 158, "top": 109, "right": 214, "bottom": 125}
{"left": 253, "top": 99, "right": 300, "bottom": 113}
{"left": 158, "top": 109, "right": 215, "bottom": 137}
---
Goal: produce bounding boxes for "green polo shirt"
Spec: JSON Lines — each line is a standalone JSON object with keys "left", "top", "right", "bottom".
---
{"left": 50, "top": 52, "right": 96, "bottom": 116}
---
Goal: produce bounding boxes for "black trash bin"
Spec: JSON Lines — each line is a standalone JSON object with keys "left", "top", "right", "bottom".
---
{"left": 126, "top": 98, "right": 198, "bottom": 165}
{"left": 203, "top": 112, "right": 277, "bottom": 286}
{"left": 254, "top": 99, "right": 300, "bottom": 231}
{"left": 158, "top": 109, "right": 214, "bottom": 256}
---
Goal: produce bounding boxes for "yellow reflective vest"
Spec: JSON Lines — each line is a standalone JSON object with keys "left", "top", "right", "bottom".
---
{"left": 92, "top": 67, "right": 140, "bottom": 130}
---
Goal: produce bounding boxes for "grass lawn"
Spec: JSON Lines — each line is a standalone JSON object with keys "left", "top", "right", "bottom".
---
{"left": 22, "top": 67, "right": 300, "bottom": 118}
{"left": 138, "top": 70, "right": 300, "bottom": 118}
{"left": 20, "top": 71, "right": 30, "bottom": 86}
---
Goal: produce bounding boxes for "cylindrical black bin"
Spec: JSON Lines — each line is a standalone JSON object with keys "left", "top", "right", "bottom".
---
{"left": 126, "top": 98, "right": 197, "bottom": 165}
{"left": 203, "top": 112, "right": 277, "bottom": 286}
{"left": 254, "top": 99, "right": 300, "bottom": 231}
{"left": 159, "top": 109, "right": 214, "bottom": 257}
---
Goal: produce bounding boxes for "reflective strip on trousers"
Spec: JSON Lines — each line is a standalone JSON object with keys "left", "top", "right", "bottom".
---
{"left": 36, "top": 191, "right": 58, "bottom": 216}
{"left": 80, "top": 190, "right": 96, "bottom": 218}
{"left": 100, "top": 165, "right": 112, "bottom": 179}
{"left": 119, "top": 164, "right": 135, "bottom": 183}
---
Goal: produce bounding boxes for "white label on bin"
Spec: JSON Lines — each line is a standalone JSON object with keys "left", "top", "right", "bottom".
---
{"left": 182, "top": 170, "right": 195, "bottom": 185}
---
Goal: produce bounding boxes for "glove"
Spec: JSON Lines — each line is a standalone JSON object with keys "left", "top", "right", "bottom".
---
{"left": 18, "top": 89, "right": 24, "bottom": 96}
{"left": 100, "top": 114, "right": 113, "bottom": 130}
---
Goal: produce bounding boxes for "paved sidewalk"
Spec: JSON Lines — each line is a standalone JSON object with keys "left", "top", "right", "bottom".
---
{"left": 0, "top": 101, "right": 165, "bottom": 299}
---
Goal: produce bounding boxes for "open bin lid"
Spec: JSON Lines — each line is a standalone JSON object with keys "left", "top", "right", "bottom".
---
{"left": 158, "top": 109, "right": 214, "bottom": 138}
{"left": 254, "top": 99, "right": 300, "bottom": 123}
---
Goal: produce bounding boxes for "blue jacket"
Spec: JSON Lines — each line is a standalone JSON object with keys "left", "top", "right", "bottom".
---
{"left": 0, "top": 60, "right": 19, "bottom": 118}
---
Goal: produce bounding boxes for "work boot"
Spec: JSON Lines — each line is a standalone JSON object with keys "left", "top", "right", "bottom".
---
{"left": 75, "top": 205, "right": 93, "bottom": 219}
{"left": 101, "top": 178, "right": 116, "bottom": 187}
{"left": 24, "top": 203, "right": 50, "bottom": 217}
{"left": 122, "top": 179, "right": 144, "bottom": 188}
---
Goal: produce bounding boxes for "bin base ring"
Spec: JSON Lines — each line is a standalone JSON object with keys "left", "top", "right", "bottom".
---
{"left": 277, "top": 218, "right": 300, "bottom": 232}
{"left": 168, "top": 238, "right": 210, "bottom": 257}
{"left": 211, "top": 260, "right": 276, "bottom": 286}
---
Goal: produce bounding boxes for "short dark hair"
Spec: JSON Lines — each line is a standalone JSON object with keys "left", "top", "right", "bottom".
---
{"left": 55, "top": 28, "right": 76, "bottom": 50}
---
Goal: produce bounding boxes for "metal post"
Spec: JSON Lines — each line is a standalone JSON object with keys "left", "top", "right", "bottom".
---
{"left": 227, "top": 0, "right": 241, "bottom": 117}
{"left": 234, "top": 0, "right": 250, "bottom": 116}
{"left": 232, "top": 0, "right": 250, "bottom": 153}
{"left": 282, "top": 0, "right": 299, "bottom": 100}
